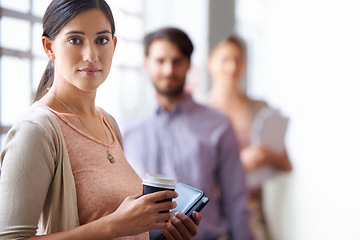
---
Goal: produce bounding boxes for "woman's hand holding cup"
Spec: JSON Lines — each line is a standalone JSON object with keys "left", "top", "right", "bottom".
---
{"left": 108, "top": 189, "right": 178, "bottom": 237}
{"left": 142, "top": 173, "right": 177, "bottom": 212}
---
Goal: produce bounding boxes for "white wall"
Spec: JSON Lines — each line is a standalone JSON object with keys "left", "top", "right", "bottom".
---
{"left": 237, "top": 0, "right": 360, "bottom": 239}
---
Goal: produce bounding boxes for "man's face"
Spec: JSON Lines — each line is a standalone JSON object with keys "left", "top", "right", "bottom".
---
{"left": 145, "top": 39, "right": 190, "bottom": 99}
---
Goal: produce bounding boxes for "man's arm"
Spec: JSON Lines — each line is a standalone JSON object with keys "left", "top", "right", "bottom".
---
{"left": 122, "top": 127, "right": 147, "bottom": 178}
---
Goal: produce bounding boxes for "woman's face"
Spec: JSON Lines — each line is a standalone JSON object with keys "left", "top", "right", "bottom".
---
{"left": 208, "top": 41, "right": 246, "bottom": 85}
{"left": 44, "top": 8, "right": 117, "bottom": 92}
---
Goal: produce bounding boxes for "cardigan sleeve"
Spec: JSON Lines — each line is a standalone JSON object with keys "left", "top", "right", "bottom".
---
{"left": 0, "top": 119, "right": 56, "bottom": 239}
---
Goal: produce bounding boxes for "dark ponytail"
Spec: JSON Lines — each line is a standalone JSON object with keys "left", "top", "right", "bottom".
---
{"left": 34, "top": 61, "right": 54, "bottom": 102}
{"left": 33, "top": 0, "right": 115, "bottom": 102}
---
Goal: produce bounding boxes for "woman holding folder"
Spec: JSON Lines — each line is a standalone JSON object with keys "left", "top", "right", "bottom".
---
{"left": 208, "top": 35, "right": 292, "bottom": 240}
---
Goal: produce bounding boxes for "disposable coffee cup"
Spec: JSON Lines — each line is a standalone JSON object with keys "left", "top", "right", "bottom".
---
{"left": 142, "top": 173, "right": 177, "bottom": 212}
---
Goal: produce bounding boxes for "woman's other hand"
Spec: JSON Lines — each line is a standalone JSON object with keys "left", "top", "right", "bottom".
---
{"left": 241, "top": 145, "right": 292, "bottom": 172}
{"left": 241, "top": 145, "right": 268, "bottom": 171}
{"left": 163, "top": 211, "right": 202, "bottom": 240}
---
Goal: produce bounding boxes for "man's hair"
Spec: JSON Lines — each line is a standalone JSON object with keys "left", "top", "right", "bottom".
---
{"left": 144, "top": 27, "right": 194, "bottom": 60}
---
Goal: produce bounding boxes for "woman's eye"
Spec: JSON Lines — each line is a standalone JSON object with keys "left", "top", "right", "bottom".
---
{"left": 68, "top": 37, "right": 82, "bottom": 45}
{"left": 156, "top": 59, "right": 164, "bottom": 64}
{"left": 97, "top": 37, "right": 109, "bottom": 45}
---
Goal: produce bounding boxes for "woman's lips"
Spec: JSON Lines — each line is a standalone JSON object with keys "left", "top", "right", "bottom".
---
{"left": 79, "top": 68, "right": 100, "bottom": 76}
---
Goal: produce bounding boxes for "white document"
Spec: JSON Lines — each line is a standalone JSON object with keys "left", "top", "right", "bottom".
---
{"left": 246, "top": 107, "right": 289, "bottom": 189}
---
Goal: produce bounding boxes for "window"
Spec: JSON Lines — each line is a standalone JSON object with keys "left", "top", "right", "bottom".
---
{"left": 97, "top": 0, "right": 151, "bottom": 126}
{"left": 0, "top": 0, "right": 49, "bottom": 147}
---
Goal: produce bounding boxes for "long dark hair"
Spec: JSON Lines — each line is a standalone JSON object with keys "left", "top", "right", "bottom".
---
{"left": 33, "top": 0, "right": 115, "bottom": 102}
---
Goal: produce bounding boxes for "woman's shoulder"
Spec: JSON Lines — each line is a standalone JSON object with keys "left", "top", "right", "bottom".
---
{"left": 248, "top": 97, "right": 268, "bottom": 107}
{"left": 10, "top": 102, "right": 61, "bottom": 139}
{"left": 18, "top": 102, "right": 56, "bottom": 124}
{"left": 248, "top": 98, "right": 268, "bottom": 113}
{"left": 2, "top": 103, "right": 64, "bottom": 166}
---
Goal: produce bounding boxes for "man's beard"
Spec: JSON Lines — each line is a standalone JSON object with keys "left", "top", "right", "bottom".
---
{"left": 154, "top": 77, "right": 186, "bottom": 99}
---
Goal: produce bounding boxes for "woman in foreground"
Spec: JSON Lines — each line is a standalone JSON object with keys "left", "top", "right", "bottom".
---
{"left": 0, "top": 0, "right": 200, "bottom": 239}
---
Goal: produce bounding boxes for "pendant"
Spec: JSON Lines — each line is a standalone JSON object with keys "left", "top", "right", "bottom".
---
{"left": 107, "top": 152, "right": 115, "bottom": 163}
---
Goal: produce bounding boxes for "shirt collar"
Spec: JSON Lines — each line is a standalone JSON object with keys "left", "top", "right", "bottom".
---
{"left": 155, "top": 93, "right": 194, "bottom": 116}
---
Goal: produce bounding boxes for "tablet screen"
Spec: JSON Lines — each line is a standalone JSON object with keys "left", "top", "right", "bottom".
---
{"left": 172, "top": 182, "right": 204, "bottom": 214}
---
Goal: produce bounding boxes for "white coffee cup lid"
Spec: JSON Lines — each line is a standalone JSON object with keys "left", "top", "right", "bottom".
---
{"left": 142, "top": 173, "right": 177, "bottom": 189}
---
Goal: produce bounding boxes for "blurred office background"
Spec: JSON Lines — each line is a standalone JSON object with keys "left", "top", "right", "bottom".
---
{"left": 1, "top": 0, "right": 360, "bottom": 239}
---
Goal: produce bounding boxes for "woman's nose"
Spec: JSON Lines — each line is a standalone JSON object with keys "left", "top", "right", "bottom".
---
{"left": 227, "top": 60, "right": 237, "bottom": 72}
{"left": 83, "top": 43, "right": 98, "bottom": 62}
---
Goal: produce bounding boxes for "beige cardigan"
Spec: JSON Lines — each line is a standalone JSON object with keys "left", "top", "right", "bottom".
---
{"left": 0, "top": 102, "right": 123, "bottom": 239}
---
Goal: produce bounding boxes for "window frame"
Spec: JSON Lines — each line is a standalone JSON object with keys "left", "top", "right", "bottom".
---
{"left": 0, "top": 4, "right": 43, "bottom": 145}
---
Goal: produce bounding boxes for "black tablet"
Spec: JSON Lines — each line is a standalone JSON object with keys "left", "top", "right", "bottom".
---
{"left": 173, "top": 182, "right": 204, "bottom": 215}
{"left": 149, "top": 182, "right": 209, "bottom": 240}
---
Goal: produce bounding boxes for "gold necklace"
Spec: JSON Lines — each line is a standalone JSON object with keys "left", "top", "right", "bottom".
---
{"left": 47, "top": 88, "right": 116, "bottom": 163}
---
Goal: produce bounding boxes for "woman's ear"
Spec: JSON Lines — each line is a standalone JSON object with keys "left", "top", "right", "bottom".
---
{"left": 42, "top": 36, "right": 55, "bottom": 60}
{"left": 113, "top": 35, "right": 117, "bottom": 52}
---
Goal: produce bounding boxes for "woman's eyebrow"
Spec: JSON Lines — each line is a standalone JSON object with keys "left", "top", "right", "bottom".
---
{"left": 97, "top": 30, "right": 111, "bottom": 35}
{"left": 66, "top": 30, "right": 85, "bottom": 35}
{"left": 65, "top": 30, "right": 111, "bottom": 35}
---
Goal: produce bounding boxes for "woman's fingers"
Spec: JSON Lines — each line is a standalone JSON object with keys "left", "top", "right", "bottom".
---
{"left": 163, "top": 212, "right": 199, "bottom": 240}
{"left": 156, "top": 200, "right": 177, "bottom": 212}
{"left": 142, "top": 190, "right": 178, "bottom": 202}
{"left": 163, "top": 223, "right": 183, "bottom": 240}
{"left": 174, "top": 212, "right": 198, "bottom": 237}
{"left": 150, "top": 220, "right": 172, "bottom": 231}
{"left": 191, "top": 211, "right": 202, "bottom": 226}
{"left": 140, "top": 190, "right": 178, "bottom": 213}
{"left": 171, "top": 215, "right": 191, "bottom": 239}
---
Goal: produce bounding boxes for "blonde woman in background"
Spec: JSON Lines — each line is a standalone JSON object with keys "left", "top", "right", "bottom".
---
{"left": 208, "top": 35, "right": 292, "bottom": 240}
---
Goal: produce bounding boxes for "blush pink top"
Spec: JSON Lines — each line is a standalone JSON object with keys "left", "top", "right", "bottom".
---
{"left": 51, "top": 108, "right": 148, "bottom": 240}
